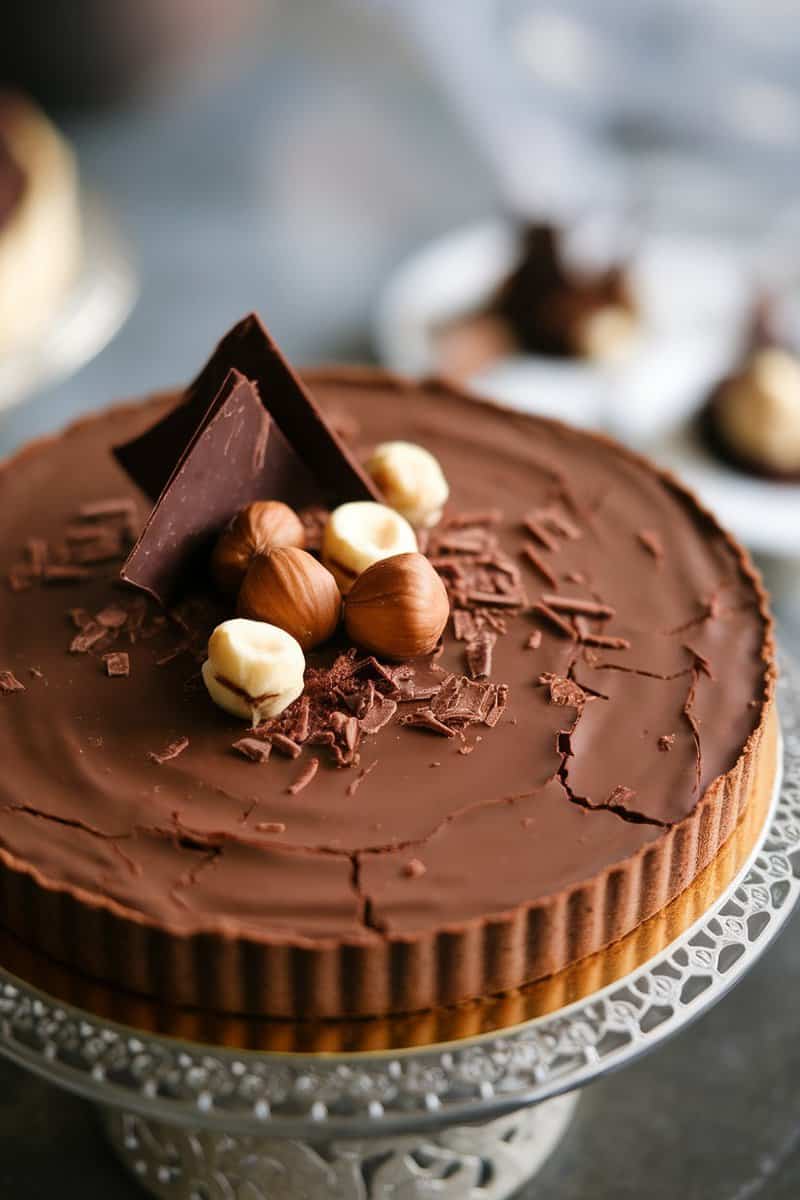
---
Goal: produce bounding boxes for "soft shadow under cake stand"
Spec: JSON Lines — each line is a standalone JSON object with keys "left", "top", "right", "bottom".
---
{"left": 0, "top": 659, "right": 797, "bottom": 1200}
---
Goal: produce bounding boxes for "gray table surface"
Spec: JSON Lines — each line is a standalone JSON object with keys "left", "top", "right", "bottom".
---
{"left": 1, "top": 3, "right": 799, "bottom": 1196}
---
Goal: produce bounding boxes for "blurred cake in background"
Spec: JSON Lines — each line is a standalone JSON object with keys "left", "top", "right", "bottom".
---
{"left": 0, "top": 92, "right": 81, "bottom": 354}
{"left": 703, "top": 301, "right": 800, "bottom": 480}
{"left": 436, "top": 222, "right": 639, "bottom": 381}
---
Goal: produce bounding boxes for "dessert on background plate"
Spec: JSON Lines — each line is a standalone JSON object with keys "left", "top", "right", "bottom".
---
{"left": 0, "top": 314, "right": 775, "bottom": 1020}
{"left": 376, "top": 218, "right": 750, "bottom": 441}
{"left": 0, "top": 91, "right": 81, "bottom": 354}
{"left": 436, "top": 221, "right": 639, "bottom": 380}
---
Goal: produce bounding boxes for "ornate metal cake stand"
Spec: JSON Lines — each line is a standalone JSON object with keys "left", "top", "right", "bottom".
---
{"left": 0, "top": 662, "right": 799, "bottom": 1200}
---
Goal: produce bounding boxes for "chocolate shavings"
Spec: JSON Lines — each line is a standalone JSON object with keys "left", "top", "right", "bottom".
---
{"left": 233, "top": 737, "right": 272, "bottom": 763}
{"left": 346, "top": 760, "right": 378, "bottom": 797}
{"left": 541, "top": 594, "right": 615, "bottom": 619}
{"left": 103, "top": 652, "right": 130, "bottom": 678}
{"left": 148, "top": 737, "right": 189, "bottom": 765}
{"left": 531, "top": 602, "right": 576, "bottom": 639}
{"left": 465, "top": 631, "right": 496, "bottom": 679}
{"left": 270, "top": 733, "right": 302, "bottom": 759}
{"left": 288, "top": 757, "right": 319, "bottom": 795}
{"left": 0, "top": 670, "right": 25, "bottom": 694}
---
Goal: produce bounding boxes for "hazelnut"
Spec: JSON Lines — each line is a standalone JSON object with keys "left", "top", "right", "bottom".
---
{"left": 202, "top": 618, "right": 305, "bottom": 724}
{"left": 344, "top": 552, "right": 449, "bottom": 660}
{"left": 237, "top": 546, "right": 341, "bottom": 651}
{"left": 365, "top": 441, "right": 450, "bottom": 528}
{"left": 322, "top": 501, "right": 418, "bottom": 594}
{"left": 211, "top": 501, "right": 305, "bottom": 595}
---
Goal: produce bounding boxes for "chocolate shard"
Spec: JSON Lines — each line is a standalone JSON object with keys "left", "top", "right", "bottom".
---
{"left": 96, "top": 606, "right": 129, "bottom": 630}
{"left": 103, "top": 651, "right": 130, "bottom": 678}
{"left": 114, "top": 311, "right": 379, "bottom": 503}
{"left": 288, "top": 757, "right": 320, "bottom": 795}
{"left": 120, "top": 371, "right": 300, "bottom": 604}
{"left": 42, "top": 564, "right": 91, "bottom": 585}
{"left": 465, "top": 631, "right": 496, "bottom": 680}
{"left": 542, "top": 674, "right": 586, "bottom": 708}
{"left": 148, "top": 736, "right": 189, "bottom": 765}
{"left": 400, "top": 708, "right": 456, "bottom": 737}
{"left": 70, "top": 623, "right": 108, "bottom": 654}
{"left": 233, "top": 737, "right": 272, "bottom": 763}
{"left": 359, "top": 695, "right": 397, "bottom": 735}
{"left": 346, "top": 760, "right": 378, "bottom": 796}
{"left": 78, "top": 498, "right": 136, "bottom": 520}
{"left": 483, "top": 684, "right": 509, "bottom": 727}
{"left": 117, "top": 319, "right": 382, "bottom": 605}
{"left": 270, "top": 733, "right": 302, "bottom": 759}
{"left": 0, "top": 670, "right": 25, "bottom": 693}
{"left": 531, "top": 602, "right": 576, "bottom": 639}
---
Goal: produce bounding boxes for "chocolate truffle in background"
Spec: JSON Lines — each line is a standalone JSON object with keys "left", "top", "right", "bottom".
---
{"left": 0, "top": 0, "right": 261, "bottom": 110}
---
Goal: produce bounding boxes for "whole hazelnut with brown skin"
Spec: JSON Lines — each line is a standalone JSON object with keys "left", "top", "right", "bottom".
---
{"left": 344, "top": 552, "right": 449, "bottom": 660}
{"left": 211, "top": 501, "right": 305, "bottom": 595}
{"left": 237, "top": 546, "right": 341, "bottom": 651}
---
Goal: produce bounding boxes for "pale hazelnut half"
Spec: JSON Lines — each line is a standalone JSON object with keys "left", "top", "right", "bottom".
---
{"left": 365, "top": 441, "right": 450, "bottom": 528}
{"left": 344, "top": 551, "right": 449, "bottom": 660}
{"left": 237, "top": 547, "right": 341, "bottom": 651}
{"left": 202, "top": 618, "right": 305, "bottom": 724}
{"left": 211, "top": 501, "right": 305, "bottom": 595}
{"left": 322, "top": 501, "right": 417, "bottom": 594}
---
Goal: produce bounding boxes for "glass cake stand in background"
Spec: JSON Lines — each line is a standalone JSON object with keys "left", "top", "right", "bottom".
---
{"left": 0, "top": 659, "right": 796, "bottom": 1200}
{"left": 0, "top": 191, "right": 137, "bottom": 414}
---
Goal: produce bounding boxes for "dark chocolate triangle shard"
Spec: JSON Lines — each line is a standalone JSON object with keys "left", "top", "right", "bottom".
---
{"left": 121, "top": 370, "right": 322, "bottom": 605}
{"left": 114, "top": 312, "right": 379, "bottom": 505}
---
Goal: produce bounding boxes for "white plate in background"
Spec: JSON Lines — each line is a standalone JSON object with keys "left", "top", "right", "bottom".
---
{"left": 375, "top": 219, "right": 751, "bottom": 440}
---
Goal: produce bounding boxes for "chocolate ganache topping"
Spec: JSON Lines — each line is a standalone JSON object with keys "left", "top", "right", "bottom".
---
{"left": 0, "top": 339, "right": 774, "bottom": 1018}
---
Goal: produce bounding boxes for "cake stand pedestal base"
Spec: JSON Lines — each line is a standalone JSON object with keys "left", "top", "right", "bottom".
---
{"left": 101, "top": 1092, "right": 579, "bottom": 1200}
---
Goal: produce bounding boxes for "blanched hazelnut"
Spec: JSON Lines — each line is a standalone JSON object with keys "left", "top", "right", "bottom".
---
{"left": 343, "top": 552, "right": 449, "bottom": 660}
{"left": 322, "top": 501, "right": 417, "bottom": 594}
{"left": 366, "top": 441, "right": 450, "bottom": 528}
{"left": 211, "top": 501, "right": 305, "bottom": 595}
{"left": 237, "top": 547, "right": 341, "bottom": 651}
{"left": 202, "top": 618, "right": 305, "bottom": 724}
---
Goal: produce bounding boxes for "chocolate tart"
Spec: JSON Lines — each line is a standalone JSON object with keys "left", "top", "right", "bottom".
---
{"left": 0, "top": 366, "right": 775, "bottom": 1020}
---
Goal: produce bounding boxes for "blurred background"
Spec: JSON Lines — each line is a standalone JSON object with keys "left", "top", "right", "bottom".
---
{"left": 2, "top": 2, "right": 800, "bottom": 1195}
